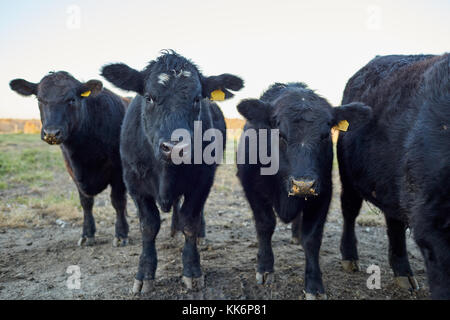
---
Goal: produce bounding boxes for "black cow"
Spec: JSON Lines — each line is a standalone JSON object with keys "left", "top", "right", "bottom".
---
{"left": 101, "top": 50, "right": 244, "bottom": 293}
{"left": 236, "top": 83, "right": 371, "bottom": 299}
{"left": 338, "top": 54, "right": 450, "bottom": 299}
{"left": 9, "top": 72, "right": 129, "bottom": 247}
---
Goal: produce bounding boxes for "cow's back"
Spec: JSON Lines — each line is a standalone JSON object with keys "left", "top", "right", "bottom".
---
{"left": 401, "top": 54, "right": 450, "bottom": 217}
{"left": 338, "top": 54, "right": 444, "bottom": 213}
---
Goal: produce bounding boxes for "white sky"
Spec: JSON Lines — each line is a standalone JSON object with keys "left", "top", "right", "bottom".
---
{"left": 1, "top": 0, "right": 449, "bottom": 119}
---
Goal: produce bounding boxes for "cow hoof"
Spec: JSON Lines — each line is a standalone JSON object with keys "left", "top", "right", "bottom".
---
{"left": 113, "top": 237, "right": 128, "bottom": 247}
{"left": 78, "top": 237, "right": 95, "bottom": 247}
{"left": 290, "top": 237, "right": 301, "bottom": 245}
{"left": 256, "top": 272, "right": 274, "bottom": 285}
{"left": 197, "top": 237, "right": 206, "bottom": 246}
{"left": 394, "top": 276, "right": 420, "bottom": 291}
{"left": 182, "top": 275, "right": 204, "bottom": 290}
{"left": 304, "top": 292, "right": 328, "bottom": 300}
{"left": 132, "top": 279, "right": 154, "bottom": 295}
{"left": 341, "top": 260, "right": 360, "bottom": 272}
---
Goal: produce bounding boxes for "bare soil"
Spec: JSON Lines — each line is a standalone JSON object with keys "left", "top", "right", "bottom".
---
{"left": 0, "top": 159, "right": 430, "bottom": 300}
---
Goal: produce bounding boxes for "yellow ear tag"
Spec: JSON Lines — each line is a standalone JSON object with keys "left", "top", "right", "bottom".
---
{"left": 210, "top": 90, "right": 225, "bottom": 101}
{"left": 81, "top": 90, "right": 91, "bottom": 97}
{"left": 334, "top": 120, "right": 349, "bottom": 132}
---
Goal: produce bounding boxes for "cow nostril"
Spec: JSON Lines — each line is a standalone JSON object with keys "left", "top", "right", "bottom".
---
{"left": 289, "top": 178, "right": 318, "bottom": 196}
{"left": 160, "top": 142, "right": 174, "bottom": 155}
{"left": 44, "top": 129, "right": 61, "bottom": 137}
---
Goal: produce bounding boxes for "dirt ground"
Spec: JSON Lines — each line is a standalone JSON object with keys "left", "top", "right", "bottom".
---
{"left": 0, "top": 148, "right": 430, "bottom": 300}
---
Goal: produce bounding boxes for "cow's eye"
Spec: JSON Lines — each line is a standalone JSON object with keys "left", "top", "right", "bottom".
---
{"left": 146, "top": 94, "right": 155, "bottom": 104}
{"left": 194, "top": 96, "right": 201, "bottom": 104}
{"left": 68, "top": 98, "right": 76, "bottom": 106}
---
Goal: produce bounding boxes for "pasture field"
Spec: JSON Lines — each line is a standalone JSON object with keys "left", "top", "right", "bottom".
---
{"left": 0, "top": 134, "right": 429, "bottom": 299}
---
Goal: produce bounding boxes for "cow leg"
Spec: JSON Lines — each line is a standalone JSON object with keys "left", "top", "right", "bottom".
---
{"left": 171, "top": 198, "right": 206, "bottom": 245}
{"left": 178, "top": 194, "right": 208, "bottom": 290}
{"left": 255, "top": 205, "right": 276, "bottom": 286}
{"left": 340, "top": 186, "right": 363, "bottom": 272}
{"left": 291, "top": 212, "right": 302, "bottom": 245}
{"left": 385, "top": 216, "right": 419, "bottom": 291}
{"left": 170, "top": 197, "right": 181, "bottom": 238}
{"left": 132, "top": 195, "right": 160, "bottom": 294}
{"left": 111, "top": 181, "right": 129, "bottom": 247}
{"left": 245, "top": 191, "right": 276, "bottom": 285}
{"left": 301, "top": 199, "right": 329, "bottom": 300}
{"left": 78, "top": 191, "right": 96, "bottom": 246}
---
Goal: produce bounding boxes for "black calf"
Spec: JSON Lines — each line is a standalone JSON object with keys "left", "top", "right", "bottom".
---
{"left": 237, "top": 83, "right": 371, "bottom": 299}
{"left": 101, "top": 50, "right": 244, "bottom": 293}
{"left": 10, "top": 71, "right": 129, "bottom": 246}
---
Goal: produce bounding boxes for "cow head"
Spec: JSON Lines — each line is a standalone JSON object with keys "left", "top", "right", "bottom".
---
{"left": 102, "top": 51, "right": 243, "bottom": 160}
{"left": 238, "top": 85, "right": 372, "bottom": 198}
{"left": 101, "top": 50, "right": 244, "bottom": 210}
{"left": 10, "top": 72, "right": 103, "bottom": 145}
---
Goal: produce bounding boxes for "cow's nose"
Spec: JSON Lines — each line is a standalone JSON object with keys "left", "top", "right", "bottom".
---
{"left": 44, "top": 128, "right": 61, "bottom": 138}
{"left": 160, "top": 141, "right": 189, "bottom": 162}
{"left": 43, "top": 128, "right": 62, "bottom": 144}
{"left": 289, "top": 178, "right": 318, "bottom": 197}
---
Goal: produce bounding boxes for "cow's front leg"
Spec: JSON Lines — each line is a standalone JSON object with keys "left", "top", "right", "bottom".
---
{"left": 78, "top": 191, "right": 96, "bottom": 246}
{"left": 254, "top": 205, "right": 276, "bottom": 285}
{"left": 171, "top": 199, "right": 206, "bottom": 245}
{"left": 244, "top": 190, "right": 276, "bottom": 285}
{"left": 132, "top": 195, "right": 160, "bottom": 294}
{"left": 301, "top": 196, "right": 330, "bottom": 300}
{"left": 291, "top": 212, "right": 302, "bottom": 245}
{"left": 171, "top": 197, "right": 181, "bottom": 238}
{"left": 178, "top": 200, "right": 205, "bottom": 290}
{"left": 178, "top": 176, "right": 216, "bottom": 290}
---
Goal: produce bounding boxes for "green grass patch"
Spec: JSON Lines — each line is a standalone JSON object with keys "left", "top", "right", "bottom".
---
{"left": 0, "top": 134, "right": 64, "bottom": 189}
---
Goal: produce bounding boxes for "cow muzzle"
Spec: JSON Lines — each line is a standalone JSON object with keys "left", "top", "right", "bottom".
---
{"left": 160, "top": 141, "right": 190, "bottom": 163}
{"left": 288, "top": 178, "right": 318, "bottom": 197}
{"left": 43, "top": 127, "right": 63, "bottom": 145}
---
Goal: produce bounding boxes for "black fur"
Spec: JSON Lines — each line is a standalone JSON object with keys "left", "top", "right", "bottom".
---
{"left": 237, "top": 82, "right": 371, "bottom": 296}
{"left": 101, "top": 50, "right": 244, "bottom": 283}
{"left": 9, "top": 71, "right": 129, "bottom": 244}
{"left": 338, "top": 53, "right": 450, "bottom": 299}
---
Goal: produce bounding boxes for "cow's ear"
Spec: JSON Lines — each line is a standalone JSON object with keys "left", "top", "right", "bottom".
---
{"left": 332, "top": 102, "right": 372, "bottom": 132}
{"left": 78, "top": 80, "right": 103, "bottom": 98}
{"left": 202, "top": 74, "right": 244, "bottom": 101}
{"left": 101, "top": 63, "right": 144, "bottom": 95}
{"left": 237, "top": 99, "right": 272, "bottom": 126}
{"left": 10, "top": 79, "right": 38, "bottom": 96}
